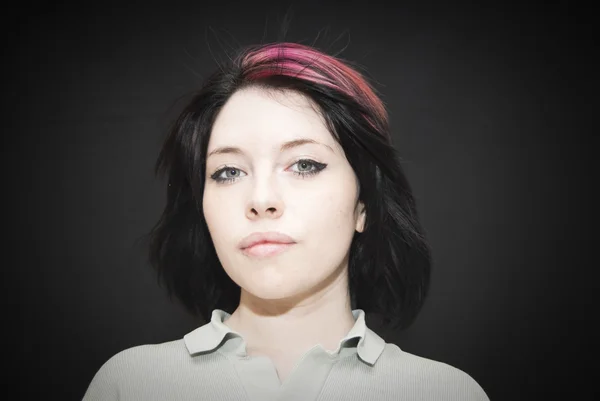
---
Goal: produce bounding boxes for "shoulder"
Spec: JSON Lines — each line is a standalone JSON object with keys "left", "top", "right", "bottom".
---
{"left": 377, "top": 343, "right": 490, "bottom": 401}
{"left": 94, "top": 339, "right": 188, "bottom": 374}
{"left": 82, "top": 339, "right": 208, "bottom": 400}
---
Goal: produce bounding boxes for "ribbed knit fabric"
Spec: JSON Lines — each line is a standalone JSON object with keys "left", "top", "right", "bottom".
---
{"left": 83, "top": 309, "right": 489, "bottom": 401}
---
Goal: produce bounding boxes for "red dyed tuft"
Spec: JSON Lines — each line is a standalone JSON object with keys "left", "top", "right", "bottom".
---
{"left": 239, "top": 43, "right": 388, "bottom": 131}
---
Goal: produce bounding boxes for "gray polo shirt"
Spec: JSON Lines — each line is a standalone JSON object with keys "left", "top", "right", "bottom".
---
{"left": 83, "top": 309, "right": 490, "bottom": 401}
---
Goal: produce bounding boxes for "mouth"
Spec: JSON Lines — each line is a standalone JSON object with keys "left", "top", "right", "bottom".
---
{"left": 241, "top": 242, "right": 295, "bottom": 258}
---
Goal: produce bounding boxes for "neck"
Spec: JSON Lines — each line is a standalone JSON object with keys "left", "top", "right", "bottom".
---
{"left": 224, "top": 269, "right": 356, "bottom": 356}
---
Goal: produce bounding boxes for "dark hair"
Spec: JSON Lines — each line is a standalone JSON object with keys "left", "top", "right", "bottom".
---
{"left": 146, "top": 42, "right": 431, "bottom": 330}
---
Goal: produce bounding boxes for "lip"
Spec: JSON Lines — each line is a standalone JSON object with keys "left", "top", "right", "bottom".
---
{"left": 238, "top": 231, "right": 297, "bottom": 250}
{"left": 242, "top": 242, "right": 295, "bottom": 258}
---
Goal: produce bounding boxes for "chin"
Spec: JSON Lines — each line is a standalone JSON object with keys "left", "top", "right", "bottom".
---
{"left": 246, "top": 283, "right": 295, "bottom": 301}
{"left": 243, "top": 278, "right": 310, "bottom": 304}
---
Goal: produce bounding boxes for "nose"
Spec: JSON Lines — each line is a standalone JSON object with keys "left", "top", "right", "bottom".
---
{"left": 245, "top": 175, "right": 284, "bottom": 220}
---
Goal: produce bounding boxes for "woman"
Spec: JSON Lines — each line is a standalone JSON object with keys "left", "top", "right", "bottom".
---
{"left": 83, "top": 42, "right": 489, "bottom": 400}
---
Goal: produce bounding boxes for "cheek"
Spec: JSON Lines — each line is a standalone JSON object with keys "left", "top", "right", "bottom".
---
{"left": 202, "top": 190, "right": 233, "bottom": 239}
{"left": 299, "top": 178, "right": 358, "bottom": 235}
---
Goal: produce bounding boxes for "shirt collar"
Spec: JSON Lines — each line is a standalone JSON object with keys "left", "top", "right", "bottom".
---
{"left": 183, "top": 308, "right": 386, "bottom": 366}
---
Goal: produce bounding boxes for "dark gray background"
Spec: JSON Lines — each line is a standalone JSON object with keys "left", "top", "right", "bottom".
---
{"left": 5, "top": 1, "right": 594, "bottom": 400}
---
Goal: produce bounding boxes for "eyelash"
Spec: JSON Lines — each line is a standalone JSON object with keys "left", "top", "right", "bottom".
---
{"left": 210, "top": 159, "right": 327, "bottom": 184}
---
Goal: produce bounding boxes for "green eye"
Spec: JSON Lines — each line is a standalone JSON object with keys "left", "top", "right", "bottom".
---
{"left": 210, "top": 159, "right": 327, "bottom": 184}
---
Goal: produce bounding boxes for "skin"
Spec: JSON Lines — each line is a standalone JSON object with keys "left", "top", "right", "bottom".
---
{"left": 202, "top": 86, "right": 366, "bottom": 383}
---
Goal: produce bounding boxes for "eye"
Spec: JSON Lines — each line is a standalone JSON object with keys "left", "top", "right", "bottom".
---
{"left": 209, "top": 159, "right": 327, "bottom": 184}
{"left": 210, "top": 167, "right": 247, "bottom": 184}
{"left": 289, "top": 159, "right": 327, "bottom": 177}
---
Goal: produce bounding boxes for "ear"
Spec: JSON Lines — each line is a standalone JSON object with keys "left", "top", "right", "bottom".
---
{"left": 355, "top": 201, "right": 366, "bottom": 233}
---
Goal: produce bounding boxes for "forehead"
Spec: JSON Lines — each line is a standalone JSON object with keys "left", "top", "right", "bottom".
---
{"left": 209, "top": 87, "right": 337, "bottom": 147}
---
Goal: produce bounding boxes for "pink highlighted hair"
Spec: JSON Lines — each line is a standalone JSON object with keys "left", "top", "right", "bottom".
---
{"left": 238, "top": 42, "right": 388, "bottom": 135}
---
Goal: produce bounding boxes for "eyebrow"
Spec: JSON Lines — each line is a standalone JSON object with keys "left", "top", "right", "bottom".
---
{"left": 207, "top": 138, "right": 334, "bottom": 158}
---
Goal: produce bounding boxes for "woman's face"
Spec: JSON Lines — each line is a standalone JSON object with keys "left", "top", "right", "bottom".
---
{"left": 203, "top": 87, "right": 366, "bottom": 303}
